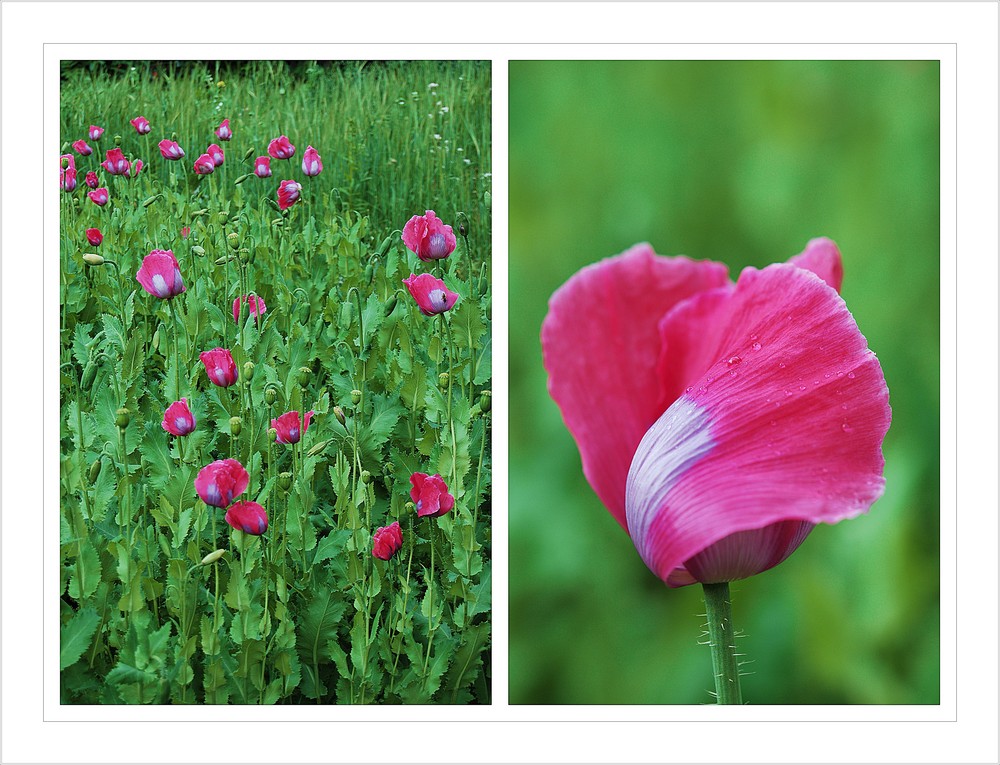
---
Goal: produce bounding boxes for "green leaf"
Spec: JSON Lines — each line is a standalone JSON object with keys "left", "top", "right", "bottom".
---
{"left": 297, "top": 591, "right": 347, "bottom": 668}
{"left": 60, "top": 608, "right": 101, "bottom": 670}
{"left": 67, "top": 540, "right": 101, "bottom": 601}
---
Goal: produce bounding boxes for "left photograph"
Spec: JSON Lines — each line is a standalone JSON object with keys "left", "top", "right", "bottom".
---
{"left": 58, "top": 60, "right": 492, "bottom": 705}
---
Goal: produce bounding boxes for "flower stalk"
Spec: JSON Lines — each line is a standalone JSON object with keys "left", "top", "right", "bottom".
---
{"left": 701, "top": 582, "right": 743, "bottom": 705}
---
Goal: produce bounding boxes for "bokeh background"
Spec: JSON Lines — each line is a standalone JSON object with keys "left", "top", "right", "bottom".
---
{"left": 509, "top": 60, "right": 940, "bottom": 704}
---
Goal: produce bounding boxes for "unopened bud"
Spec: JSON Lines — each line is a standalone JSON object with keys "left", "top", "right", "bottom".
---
{"left": 201, "top": 549, "right": 226, "bottom": 565}
{"left": 361, "top": 470, "right": 372, "bottom": 484}
{"left": 307, "top": 439, "right": 330, "bottom": 457}
{"left": 405, "top": 501, "right": 416, "bottom": 514}
{"left": 234, "top": 173, "right": 252, "bottom": 185}
{"left": 265, "top": 388, "right": 277, "bottom": 406}
{"left": 226, "top": 231, "right": 240, "bottom": 250}
{"left": 364, "top": 263, "right": 374, "bottom": 285}
{"left": 88, "top": 458, "right": 102, "bottom": 483}
{"left": 242, "top": 148, "right": 254, "bottom": 163}
{"left": 278, "top": 472, "right": 292, "bottom": 490}
{"left": 81, "top": 362, "right": 98, "bottom": 390}
{"left": 214, "top": 255, "right": 231, "bottom": 265}
{"left": 142, "top": 194, "right": 160, "bottom": 208}
{"left": 229, "top": 416, "right": 242, "bottom": 436}
{"left": 334, "top": 406, "right": 346, "bottom": 427}
{"left": 351, "top": 389, "right": 362, "bottom": 406}
{"left": 459, "top": 222, "right": 467, "bottom": 237}
{"left": 376, "top": 234, "right": 393, "bottom": 257}
{"left": 384, "top": 295, "right": 398, "bottom": 317}
{"left": 438, "top": 372, "right": 449, "bottom": 387}
{"left": 340, "top": 301, "right": 353, "bottom": 326}
{"left": 242, "top": 361, "right": 254, "bottom": 380}
{"left": 191, "top": 208, "right": 209, "bottom": 218}
{"left": 479, "top": 276, "right": 489, "bottom": 296}
{"left": 268, "top": 427, "right": 278, "bottom": 441}
{"left": 82, "top": 253, "right": 105, "bottom": 266}
{"left": 479, "top": 390, "right": 491, "bottom": 413}
{"left": 192, "top": 245, "right": 206, "bottom": 257}
{"left": 297, "top": 366, "right": 312, "bottom": 387}
{"left": 115, "top": 407, "right": 130, "bottom": 429}
{"left": 152, "top": 327, "right": 161, "bottom": 352}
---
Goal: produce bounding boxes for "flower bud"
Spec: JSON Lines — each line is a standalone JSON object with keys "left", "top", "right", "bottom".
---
{"left": 479, "top": 390, "right": 491, "bottom": 413}
{"left": 265, "top": 388, "right": 277, "bottom": 406}
{"left": 334, "top": 406, "right": 346, "bottom": 427}
{"left": 152, "top": 327, "right": 161, "bottom": 352}
{"left": 218, "top": 211, "right": 229, "bottom": 226}
{"left": 268, "top": 427, "right": 278, "bottom": 441}
{"left": 350, "top": 389, "right": 362, "bottom": 406}
{"left": 235, "top": 173, "right": 252, "bottom": 185}
{"left": 88, "top": 458, "right": 102, "bottom": 483}
{"left": 201, "top": 549, "right": 226, "bottom": 565}
{"left": 115, "top": 407, "right": 130, "bottom": 429}
{"left": 307, "top": 439, "right": 330, "bottom": 457}
{"left": 243, "top": 147, "right": 255, "bottom": 163}
{"left": 376, "top": 234, "right": 393, "bottom": 257}
{"left": 191, "top": 245, "right": 206, "bottom": 257}
{"left": 191, "top": 208, "right": 209, "bottom": 218}
{"left": 405, "top": 501, "right": 416, "bottom": 514}
{"left": 364, "top": 263, "right": 374, "bottom": 284}
{"left": 80, "top": 361, "right": 98, "bottom": 390}
{"left": 384, "top": 295, "right": 398, "bottom": 317}
{"left": 340, "top": 301, "right": 353, "bottom": 326}
{"left": 278, "top": 472, "right": 292, "bottom": 490}
{"left": 113, "top": 134, "right": 122, "bottom": 146}
{"left": 229, "top": 416, "right": 242, "bottom": 436}
{"left": 438, "top": 372, "right": 449, "bottom": 388}
{"left": 82, "top": 253, "right": 105, "bottom": 266}
{"left": 297, "top": 366, "right": 312, "bottom": 387}
{"left": 242, "top": 361, "right": 255, "bottom": 380}
{"left": 479, "top": 276, "right": 489, "bottom": 297}
{"left": 226, "top": 231, "right": 240, "bottom": 250}
{"left": 459, "top": 222, "right": 467, "bottom": 237}
{"left": 361, "top": 470, "right": 372, "bottom": 484}
{"left": 142, "top": 194, "right": 160, "bottom": 208}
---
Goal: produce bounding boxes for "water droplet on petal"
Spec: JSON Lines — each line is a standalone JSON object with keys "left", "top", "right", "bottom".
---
{"left": 784, "top": 390, "right": 794, "bottom": 397}
{"left": 841, "top": 403, "right": 848, "bottom": 410}
{"left": 841, "top": 423, "right": 854, "bottom": 433}
{"left": 752, "top": 341, "right": 762, "bottom": 352}
{"left": 798, "top": 385, "right": 806, "bottom": 391}
{"left": 847, "top": 372, "right": 856, "bottom": 379}
{"left": 685, "top": 386, "right": 693, "bottom": 393}
{"left": 779, "top": 362, "right": 786, "bottom": 369}
{"left": 727, "top": 355, "right": 741, "bottom": 367}
{"left": 769, "top": 420, "right": 777, "bottom": 426}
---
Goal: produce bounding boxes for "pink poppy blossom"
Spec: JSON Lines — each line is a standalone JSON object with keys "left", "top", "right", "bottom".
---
{"left": 181, "top": 226, "right": 191, "bottom": 239}
{"left": 402, "top": 273, "right": 459, "bottom": 316}
{"left": 233, "top": 294, "right": 267, "bottom": 323}
{"left": 206, "top": 143, "right": 225, "bottom": 167}
{"left": 130, "top": 115, "right": 151, "bottom": 134}
{"left": 195, "top": 458, "right": 249, "bottom": 508}
{"left": 372, "top": 521, "right": 403, "bottom": 560}
{"left": 84, "top": 171, "right": 99, "bottom": 189}
{"left": 162, "top": 398, "right": 196, "bottom": 436}
{"left": 72, "top": 139, "right": 92, "bottom": 156}
{"left": 193, "top": 153, "right": 215, "bottom": 175}
{"left": 215, "top": 118, "right": 233, "bottom": 141}
{"left": 129, "top": 158, "right": 144, "bottom": 177}
{"left": 199, "top": 347, "right": 238, "bottom": 388}
{"left": 136, "top": 249, "right": 185, "bottom": 299}
{"left": 60, "top": 163, "right": 77, "bottom": 192}
{"left": 89, "top": 125, "right": 104, "bottom": 141}
{"left": 410, "top": 473, "right": 455, "bottom": 518}
{"left": 277, "top": 180, "right": 301, "bottom": 210}
{"left": 267, "top": 135, "right": 295, "bottom": 160}
{"left": 271, "top": 410, "right": 314, "bottom": 445}
{"left": 101, "top": 148, "right": 130, "bottom": 175}
{"left": 402, "top": 210, "right": 457, "bottom": 261}
{"left": 85, "top": 228, "right": 103, "bottom": 247}
{"left": 301, "top": 145, "right": 322, "bottom": 176}
{"left": 158, "top": 139, "right": 185, "bottom": 160}
{"left": 541, "top": 238, "right": 890, "bottom": 588}
{"left": 87, "top": 187, "right": 109, "bottom": 206}
{"left": 225, "top": 501, "right": 268, "bottom": 535}
{"left": 254, "top": 155, "right": 272, "bottom": 177}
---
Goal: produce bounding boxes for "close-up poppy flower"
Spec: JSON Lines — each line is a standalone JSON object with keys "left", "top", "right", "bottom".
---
{"left": 158, "top": 139, "right": 185, "bottom": 160}
{"left": 84, "top": 170, "right": 99, "bottom": 189}
{"left": 267, "top": 135, "right": 296, "bottom": 159}
{"left": 402, "top": 210, "right": 457, "bottom": 261}
{"left": 87, "top": 187, "right": 108, "bottom": 206}
{"left": 195, "top": 458, "right": 250, "bottom": 508}
{"left": 215, "top": 118, "right": 233, "bottom": 141}
{"left": 101, "top": 148, "right": 130, "bottom": 175}
{"left": 88, "top": 124, "right": 104, "bottom": 141}
{"left": 233, "top": 294, "right": 267, "bottom": 323}
{"left": 409, "top": 472, "right": 455, "bottom": 518}
{"left": 193, "top": 153, "right": 215, "bottom": 175}
{"left": 136, "top": 249, "right": 185, "bottom": 299}
{"left": 254, "top": 155, "right": 272, "bottom": 177}
{"left": 161, "top": 397, "right": 196, "bottom": 436}
{"left": 72, "top": 139, "right": 92, "bottom": 156}
{"left": 277, "top": 179, "right": 301, "bottom": 210}
{"left": 85, "top": 228, "right": 102, "bottom": 247}
{"left": 301, "top": 145, "right": 322, "bottom": 176}
{"left": 206, "top": 143, "right": 225, "bottom": 167}
{"left": 271, "top": 410, "right": 313, "bottom": 445}
{"left": 402, "top": 273, "right": 459, "bottom": 316}
{"left": 225, "top": 501, "right": 268, "bottom": 535}
{"left": 372, "top": 521, "right": 404, "bottom": 560}
{"left": 199, "top": 347, "right": 238, "bottom": 387}
{"left": 130, "top": 115, "right": 151, "bottom": 134}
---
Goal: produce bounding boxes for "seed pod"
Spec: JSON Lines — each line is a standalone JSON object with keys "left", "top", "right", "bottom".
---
{"left": 243, "top": 361, "right": 255, "bottom": 380}
{"left": 278, "top": 472, "right": 292, "bottom": 490}
{"left": 383, "top": 295, "right": 398, "bottom": 317}
{"left": 82, "top": 253, "right": 105, "bottom": 266}
{"left": 351, "top": 389, "right": 362, "bottom": 406}
{"left": 307, "top": 439, "right": 330, "bottom": 457}
{"left": 297, "top": 366, "right": 312, "bottom": 387}
{"left": 265, "top": 388, "right": 277, "bottom": 406}
{"left": 229, "top": 416, "right": 242, "bottom": 437}
{"left": 479, "top": 390, "right": 492, "bottom": 413}
{"left": 438, "top": 372, "right": 449, "bottom": 388}
{"left": 88, "top": 458, "right": 102, "bottom": 483}
{"left": 226, "top": 231, "right": 240, "bottom": 250}
{"left": 361, "top": 470, "right": 372, "bottom": 484}
{"left": 81, "top": 361, "right": 98, "bottom": 390}
{"left": 201, "top": 549, "right": 226, "bottom": 566}
{"left": 405, "top": 501, "right": 416, "bottom": 514}
{"left": 218, "top": 211, "right": 229, "bottom": 226}
{"left": 268, "top": 427, "right": 278, "bottom": 441}
{"left": 113, "top": 134, "right": 122, "bottom": 146}
{"left": 334, "top": 406, "right": 346, "bottom": 427}
{"left": 115, "top": 407, "right": 130, "bottom": 429}
{"left": 191, "top": 245, "right": 206, "bottom": 257}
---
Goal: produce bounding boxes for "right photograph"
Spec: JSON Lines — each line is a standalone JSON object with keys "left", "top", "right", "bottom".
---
{"left": 509, "top": 59, "right": 941, "bottom": 705}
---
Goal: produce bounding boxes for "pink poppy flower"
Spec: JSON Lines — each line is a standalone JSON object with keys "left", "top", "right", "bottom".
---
{"left": 225, "top": 501, "right": 268, "bottom": 535}
{"left": 254, "top": 155, "right": 272, "bottom": 177}
{"left": 541, "top": 239, "right": 890, "bottom": 588}
{"left": 199, "top": 347, "right": 238, "bottom": 388}
{"left": 402, "top": 210, "right": 457, "bottom": 261}
{"left": 72, "top": 139, "right": 92, "bottom": 156}
{"left": 271, "top": 410, "right": 314, "bottom": 445}
{"left": 102, "top": 148, "right": 130, "bottom": 175}
{"left": 267, "top": 135, "right": 295, "bottom": 160}
{"left": 136, "top": 249, "right": 185, "bottom": 300}
{"left": 402, "top": 273, "right": 459, "bottom": 316}
{"left": 410, "top": 473, "right": 455, "bottom": 518}
{"left": 158, "top": 139, "right": 185, "bottom": 160}
{"left": 162, "top": 398, "right": 196, "bottom": 436}
{"left": 60, "top": 164, "right": 77, "bottom": 192}
{"left": 193, "top": 153, "right": 215, "bottom": 175}
{"left": 372, "top": 521, "right": 403, "bottom": 560}
{"left": 89, "top": 125, "right": 104, "bottom": 141}
{"left": 233, "top": 294, "right": 267, "bottom": 323}
{"left": 215, "top": 118, "right": 232, "bottom": 141}
{"left": 129, "top": 158, "right": 144, "bottom": 177}
{"left": 195, "top": 458, "right": 249, "bottom": 508}
{"left": 85, "top": 228, "right": 103, "bottom": 247}
{"left": 87, "top": 187, "right": 109, "bottom": 206}
{"left": 60, "top": 153, "right": 76, "bottom": 171}
{"left": 301, "top": 145, "right": 322, "bottom": 176}
{"left": 277, "top": 180, "right": 301, "bottom": 210}
{"left": 206, "top": 143, "right": 225, "bottom": 167}
{"left": 130, "top": 115, "right": 151, "bottom": 134}
{"left": 181, "top": 226, "right": 191, "bottom": 239}
{"left": 84, "top": 171, "right": 99, "bottom": 189}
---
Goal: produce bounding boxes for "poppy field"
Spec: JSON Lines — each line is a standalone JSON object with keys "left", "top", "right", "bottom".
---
{"left": 58, "top": 60, "right": 492, "bottom": 704}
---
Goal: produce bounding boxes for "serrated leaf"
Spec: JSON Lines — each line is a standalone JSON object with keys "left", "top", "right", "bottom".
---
{"left": 101, "top": 313, "right": 126, "bottom": 351}
{"left": 297, "top": 591, "right": 347, "bottom": 668}
{"left": 60, "top": 608, "right": 101, "bottom": 670}
{"left": 67, "top": 539, "right": 101, "bottom": 601}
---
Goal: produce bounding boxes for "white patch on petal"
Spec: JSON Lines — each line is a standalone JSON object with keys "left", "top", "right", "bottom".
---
{"left": 151, "top": 273, "right": 169, "bottom": 297}
{"left": 174, "top": 416, "right": 189, "bottom": 431}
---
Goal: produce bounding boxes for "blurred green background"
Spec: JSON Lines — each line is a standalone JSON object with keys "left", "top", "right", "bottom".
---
{"left": 509, "top": 60, "right": 940, "bottom": 704}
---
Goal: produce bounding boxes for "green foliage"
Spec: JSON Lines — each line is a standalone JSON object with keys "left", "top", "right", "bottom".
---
{"left": 60, "top": 60, "right": 491, "bottom": 704}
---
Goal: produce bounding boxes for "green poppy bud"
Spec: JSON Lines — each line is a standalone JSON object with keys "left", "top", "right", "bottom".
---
{"left": 361, "top": 470, "right": 372, "bottom": 484}
{"left": 152, "top": 327, "right": 161, "bottom": 352}
{"left": 81, "top": 361, "right": 98, "bottom": 390}
{"left": 235, "top": 173, "right": 252, "bottom": 185}
{"left": 364, "top": 263, "right": 374, "bottom": 284}
{"left": 265, "top": 388, "right": 277, "bottom": 406}
{"left": 376, "top": 234, "right": 393, "bottom": 257}
{"left": 115, "top": 407, "right": 130, "bottom": 429}
{"left": 479, "top": 390, "right": 491, "bottom": 413}
{"left": 191, "top": 245, "right": 206, "bottom": 257}
{"left": 243, "top": 361, "right": 254, "bottom": 380}
{"left": 405, "top": 501, "right": 416, "bottom": 514}
{"left": 334, "top": 406, "right": 346, "bottom": 427}
{"left": 307, "top": 439, "right": 330, "bottom": 457}
{"left": 383, "top": 295, "right": 398, "bottom": 317}
{"left": 340, "top": 301, "right": 353, "bottom": 326}
{"left": 350, "top": 389, "right": 362, "bottom": 406}
{"left": 88, "top": 458, "right": 102, "bottom": 483}
{"left": 82, "top": 253, "right": 105, "bottom": 266}
{"left": 229, "top": 416, "right": 242, "bottom": 437}
{"left": 142, "top": 194, "right": 160, "bottom": 208}
{"left": 242, "top": 147, "right": 254, "bottom": 163}
{"left": 201, "top": 549, "right": 226, "bottom": 565}
{"left": 268, "top": 427, "right": 278, "bottom": 441}
{"left": 278, "top": 472, "right": 292, "bottom": 490}
{"left": 191, "top": 208, "right": 209, "bottom": 218}
{"left": 297, "top": 366, "right": 312, "bottom": 387}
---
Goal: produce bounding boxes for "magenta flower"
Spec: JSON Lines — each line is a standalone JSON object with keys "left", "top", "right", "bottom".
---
{"left": 136, "top": 249, "right": 185, "bottom": 300}
{"left": 162, "top": 398, "right": 196, "bottom": 436}
{"left": 301, "top": 145, "right": 322, "bottom": 176}
{"left": 267, "top": 135, "right": 295, "bottom": 160}
{"left": 402, "top": 273, "right": 459, "bottom": 316}
{"left": 102, "top": 148, "right": 130, "bottom": 176}
{"left": 193, "top": 153, "right": 215, "bottom": 175}
{"left": 199, "top": 347, "right": 238, "bottom": 388}
{"left": 402, "top": 210, "right": 457, "bottom": 261}
{"left": 130, "top": 115, "right": 151, "bottom": 134}
{"left": 542, "top": 239, "right": 890, "bottom": 587}
{"left": 87, "top": 187, "right": 109, "bottom": 206}
{"left": 215, "top": 118, "right": 233, "bottom": 141}
{"left": 72, "top": 139, "right": 92, "bottom": 156}
{"left": 85, "top": 228, "right": 103, "bottom": 247}
{"left": 129, "top": 158, "right": 144, "bottom": 177}
{"left": 89, "top": 125, "right": 104, "bottom": 141}
{"left": 271, "top": 410, "right": 314, "bottom": 445}
{"left": 372, "top": 521, "right": 404, "bottom": 560}
{"left": 84, "top": 171, "right": 99, "bottom": 189}
{"left": 225, "top": 501, "right": 268, "bottom": 535}
{"left": 410, "top": 473, "right": 455, "bottom": 518}
{"left": 277, "top": 180, "right": 302, "bottom": 210}
{"left": 254, "top": 155, "right": 272, "bottom": 177}
{"left": 195, "top": 459, "right": 249, "bottom": 508}
{"left": 158, "top": 139, "right": 185, "bottom": 160}
{"left": 60, "top": 160, "right": 77, "bottom": 192}
{"left": 233, "top": 294, "right": 267, "bottom": 323}
{"left": 206, "top": 143, "right": 225, "bottom": 167}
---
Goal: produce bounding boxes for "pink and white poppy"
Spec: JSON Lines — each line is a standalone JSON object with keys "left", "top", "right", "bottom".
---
{"left": 87, "top": 187, "right": 109, "bottom": 206}
{"left": 130, "top": 115, "right": 151, "bottom": 134}
{"left": 72, "top": 140, "right": 92, "bottom": 156}
{"left": 206, "top": 143, "right": 225, "bottom": 167}
{"left": 84, "top": 171, "right": 99, "bottom": 189}
{"left": 541, "top": 238, "right": 891, "bottom": 587}
{"left": 233, "top": 294, "right": 267, "bottom": 323}
{"left": 301, "top": 145, "right": 322, "bottom": 176}
{"left": 199, "top": 347, "right": 238, "bottom": 388}
{"left": 402, "top": 210, "right": 457, "bottom": 261}
{"left": 267, "top": 135, "right": 295, "bottom": 160}
{"left": 254, "top": 155, "right": 272, "bottom": 177}
{"left": 85, "top": 228, "right": 103, "bottom": 247}
{"left": 162, "top": 398, "right": 196, "bottom": 436}
{"left": 102, "top": 148, "right": 130, "bottom": 176}
{"left": 225, "top": 501, "right": 268, "bottom": 535}
{"left": 271, "top": 410, "right": 314, "bottom": 445}
{"left": 277, "top": 180, "right": 301, "bottom": 210}
{"left": 402, "top": 273, "right": 459, "bottom": 316}
{"left": 195, "top": 458, "right": 249, "bottom": 508}
{"left": 60, "top": 160, "right": 77, "bottom": 192}
{"left": 158, "top": 139, "right": 185, "bottom": 160}
{"left": 215, "top": 118, "right": 233, "bottom": 141}
{"left": 193, "top": 153, "right": 215, "bottom": 175}
{"left": 89, "top": 125, "right": 104, "bottom": 141}
{"left": 372, "top": 521, "right": 404, "bottom": 560}
{"left": 129, "top": 158, "right": 144, "bottom": 177}
{"left": 136, "top": 249, "right": 185, "bottom": 299}
{"left": 410, "top": 473, "right": 455, "bottom": 518}
{"left": 181, "top": 226, "right": 191, "bottom": 239}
